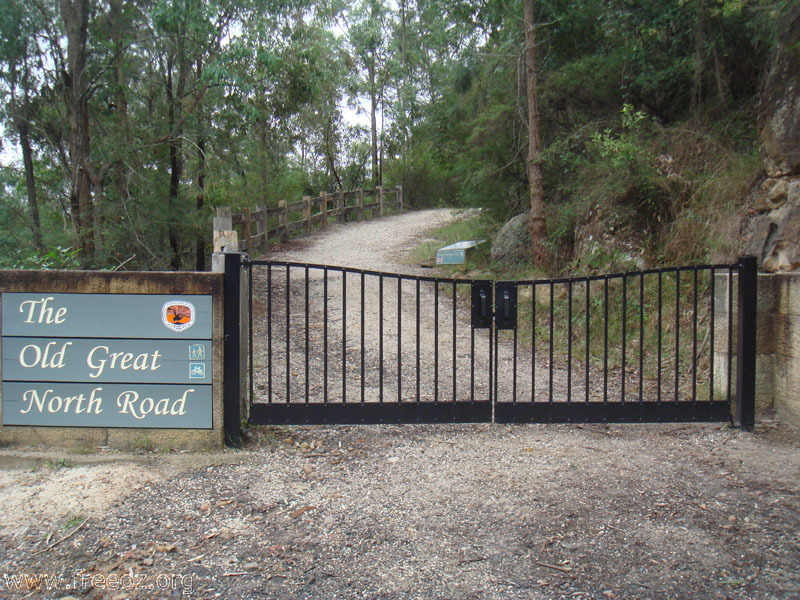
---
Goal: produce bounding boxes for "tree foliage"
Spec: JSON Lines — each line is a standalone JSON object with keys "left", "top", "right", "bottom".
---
{"left": 0, "top": 0, "right": 792, "bottom": 270}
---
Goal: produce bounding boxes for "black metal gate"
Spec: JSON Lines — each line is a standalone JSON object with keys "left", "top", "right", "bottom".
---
{"left": 232, "top": 255, "right": 756, "bottom": 430}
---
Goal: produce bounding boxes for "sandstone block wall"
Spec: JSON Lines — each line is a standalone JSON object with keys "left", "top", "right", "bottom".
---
{"left": 714, "top": 272, "right": 800, "bottom": 425}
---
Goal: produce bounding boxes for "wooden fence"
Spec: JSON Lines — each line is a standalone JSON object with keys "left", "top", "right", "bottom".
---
{"left": 218, "top": 186, "right": 403, "bottom": 254}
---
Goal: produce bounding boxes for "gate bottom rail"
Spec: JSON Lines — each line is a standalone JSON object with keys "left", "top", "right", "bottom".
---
{"left": 494, "top": 400, "right": 732, "bottom": 424}
{"left": 249, "top": 402, "right": 491, "bottom": 425}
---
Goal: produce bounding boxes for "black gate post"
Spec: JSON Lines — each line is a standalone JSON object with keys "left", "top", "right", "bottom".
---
{"left": 224, "top": 252, "right": 243, "bottom": 447}
{"left": 735, "top": 255, "right": 757, "bottom": 431}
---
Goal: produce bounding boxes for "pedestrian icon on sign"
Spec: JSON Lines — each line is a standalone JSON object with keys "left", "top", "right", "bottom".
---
{"left": 189, "top": 344, "right": 206, "bottom": 360}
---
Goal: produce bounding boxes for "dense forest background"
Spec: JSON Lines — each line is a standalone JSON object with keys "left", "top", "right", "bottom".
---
{"left": 0, "top": 0, "right": 795, "bottom": 272}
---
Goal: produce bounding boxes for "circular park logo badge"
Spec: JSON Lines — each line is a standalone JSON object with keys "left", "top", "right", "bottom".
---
{"left": 162, "top": 301, "right": 196, "bottom": 333}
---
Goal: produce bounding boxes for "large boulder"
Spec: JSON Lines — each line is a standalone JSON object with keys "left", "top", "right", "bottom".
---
{"left": 742, "top": 5, "right": 800, "bottom": 271}
{"left": 491, "top": 212, "right": 530, "bottom": 264}
{"left": 744, "top": 178, "right": 800, "bottom": 271}
{"left": 763, "top": 204, "right": 800, "bottom": 272}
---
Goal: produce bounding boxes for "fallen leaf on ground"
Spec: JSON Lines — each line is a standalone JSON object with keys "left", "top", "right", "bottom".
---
{"left": 289, "top": 505, "right": 316, "bottom": 518}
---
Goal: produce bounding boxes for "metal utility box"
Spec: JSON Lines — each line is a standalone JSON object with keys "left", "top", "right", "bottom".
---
{"left": 435, "top": 240, "right": 485, "bottom": 265}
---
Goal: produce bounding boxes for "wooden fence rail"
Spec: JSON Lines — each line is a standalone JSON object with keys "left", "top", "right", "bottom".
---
{"left": 217, "top": 186, "right": 403, "bottom": 254}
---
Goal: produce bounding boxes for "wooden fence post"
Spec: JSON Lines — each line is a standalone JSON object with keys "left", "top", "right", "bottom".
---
{"left": 397, "top": 185, "right": 403, "bottom": 212}
{"left": 336, "top": 190, "right": 344, "bottom": 224}
{"left": 242, "top": 207, "right": 251, "bottom": 253}
{"left": 258, "top": 204, "right": 268, "bottom": 252}
{"left": 358, "top": 188, "right": 364, "bottom": 221}
{"left": 253, "top": 204, "right": 264, "bottom": 252}
{"left": 303, "top": 196, "right": 311, "bottom": 236}
{"left": 279, "top": 200, "right": 288, "bottom": 242}
{"left": 378, "top": 185, "right": 384, "bottom": 217}
{"left": 321, "top": 192, "right": 328, "bottom": 229}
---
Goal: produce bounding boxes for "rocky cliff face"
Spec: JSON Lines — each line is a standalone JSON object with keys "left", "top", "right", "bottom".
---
{"left": 746, "top": 6, "right": 800, "bottom": 272}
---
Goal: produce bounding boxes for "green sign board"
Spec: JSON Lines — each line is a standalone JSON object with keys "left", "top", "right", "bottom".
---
{"left": 1, "top": 293, "right": 212, "bottom": 338}
{"left": 2, "top": 293, "right": 213, "bottom": 429}
{"left": 3, "top": 338, "right": 211, "bottom": 384}
{"left": 2, "top": 383, "right": 212, "bottom": 428}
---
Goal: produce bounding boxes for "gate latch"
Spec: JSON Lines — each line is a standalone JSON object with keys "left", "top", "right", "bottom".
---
{"left": 471, "top": 283, "right": 493, "bottom": 329}
{"left": 495, "top": 282, "right": 518, "bottom": 330}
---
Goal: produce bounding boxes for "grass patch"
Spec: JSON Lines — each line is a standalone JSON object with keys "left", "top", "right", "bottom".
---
{"left": 409, "top": 210, "right": 495, "bottom": 273}
{"left": 62, "top": 514, "right": 84, "bottom": 531}
{"left": 246, "top": 426, "right": 287, "bottom": 452}
{"left": 46, "top": 457, "right": 72, "bottom": 469}
{"left": 131, "top": 435, "right": 155, "bottom": 452}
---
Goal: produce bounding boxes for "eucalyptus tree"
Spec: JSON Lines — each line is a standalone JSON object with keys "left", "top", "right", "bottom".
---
{"left": 0, "top": 0, "right": 45, "bottom": 254}
{"left": 525, "top": 0, "right": 548, "bottom": 267}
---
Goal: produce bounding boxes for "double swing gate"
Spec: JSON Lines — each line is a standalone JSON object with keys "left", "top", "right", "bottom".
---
{"left": 225, "top": 254, "right": 756, "bottom": 431}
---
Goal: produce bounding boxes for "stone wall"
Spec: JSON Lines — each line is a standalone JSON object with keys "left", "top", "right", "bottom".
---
{"left": 714, "top": 272, "right": 800, "bottom": 425}
{"left": 0, "top": 270, "right": 225, "bottom": 450}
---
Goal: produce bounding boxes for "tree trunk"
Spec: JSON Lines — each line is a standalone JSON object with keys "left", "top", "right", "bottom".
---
{"left": 10, "top": 59, "right": 44, "bottom": 255}
{"left": 524, "top": 0, "right": 549, "bottom": 267}
{"left": 196, "top": 58, "right": 206, "bottom": 272}
{"left": 60, "top": 0, "right": 95, "bottom": 265}
{"left": 369, "top": 58, "right": 379, "bottom": 187}
{"left": 18, "top": 122, "right": 44, "bottom": 255}
{"left": 166, "top": 36, "right": 188, "bottom": 271}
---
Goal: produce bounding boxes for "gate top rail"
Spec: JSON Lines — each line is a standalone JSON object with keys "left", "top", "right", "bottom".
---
{"left": 248, "top": 258, "right": 743, "bottom": 287}
{"left": 245, "top": 258, "right": 494, "bottom": 286}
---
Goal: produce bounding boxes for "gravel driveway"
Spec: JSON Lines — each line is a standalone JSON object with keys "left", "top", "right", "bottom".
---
{"left": 1, "top": 210, "right": 799, "bottom": 600}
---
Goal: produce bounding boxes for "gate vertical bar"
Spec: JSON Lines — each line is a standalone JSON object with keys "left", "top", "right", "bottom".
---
{"left": 567, "top": 280, "right": 573, "bottom": 402}
{"left": 736, "top": 256, "right": 757, "bottom": 430}
{"left": 531, "top": 283, "right": 536, "bottom": 403}
{"left": 399, "top": 278, "right": 403, "bottom": 403}
{"left": 710, "top": 267, "right": 716, "bottom": 402}
{"left": 224, "top": 252, "right": 242, "bottom": 447}
{"left": 379, "top": 275, "right": 384, "bottom": 403}
{"left": 343, "top": 269, "right": 347, "bottom": 403}
{"left": 692, "top": 268, "right": 698, "bottom": 403}
{"left": 361, "top": 272, "right": 366, "bottom": 403}
{"left": 603, "top": 277, "right": 608, "bottom": 402}
{"left": 639, "top": 273, "right": 644, "bottom": 401}
{"left": 621, "top": 275, "right": 627, "bottom": 402}
{"left": 585, "top": 279, "right": 590, "bottom": 403}
{"left": 452, "top": 281, "right": 458, "bottom": 402}
{"left": 675, "top": 270, "right": 681, "bottom": 402}
{"left": 324, "top": 267, "right": 328, "bottom": 402}
{"left": 657, "top": 271, "right": 663, "bottom": 402}
{"left": 434, "top": 281, "right": 439, "bottom": 402}
{"left": 416, "top": 278, "right": 421, "bottom": 403}
{"left": 248, "top": 260, "right": 254, "bottom": 405}
{"left": 727, "top": 266, "right": 734, "bottom": 403}
{"left": 267, "top": 264, "right": 273, "bottom": 403}
{"left": 285, "top": 266, "right": 291, "bottom": 402}
{"left": 305, "top": 266, "right": 310, "bottom": 403}
{"left": 549, "top": 283, "right": 554, "bottom": 403}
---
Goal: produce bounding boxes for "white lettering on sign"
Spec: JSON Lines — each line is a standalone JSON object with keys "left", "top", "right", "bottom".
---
{"left": 86, "top": 346, "right": 163, "bottom": 379}
{"left": 18, "top": 342, "right": 73, "bottom": 369}
{"left": 20, "top": 387, "right": 103, "bottom": 415}
{"left": 116, "top": 388, "right": 192, "bottom": 420}
{"left": 18, "top": 297, "right": 68, "bottom": 324}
